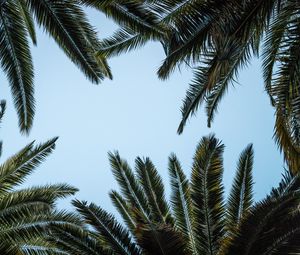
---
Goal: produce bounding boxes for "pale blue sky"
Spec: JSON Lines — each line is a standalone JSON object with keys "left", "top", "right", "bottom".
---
{"left": 0, "top": 9, "right": 283, "bottom": 213}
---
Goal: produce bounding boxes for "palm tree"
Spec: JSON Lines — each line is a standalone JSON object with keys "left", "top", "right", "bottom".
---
{"left": 90, "top": 0, "right": 300, "bottom": 173}
{"left": 50, "top": 134, "right": 300, "bottom": 254}
{"left": 0, "top": 102, "right": 81, "bottom": 254}
{"left": 0, "top": 0, "right": 112, "bottom": 133}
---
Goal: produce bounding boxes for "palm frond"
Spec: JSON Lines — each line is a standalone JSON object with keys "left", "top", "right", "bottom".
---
{"left": 274, "top": 109, "right": 300, "bottom": 174}
{"left": 108, "top": 151, "right": 150, "bottom": 221}
{"left": 220, "top": 194, "right": 300, "bottom": 255}
{"left": 168, "top": 153, "right": 197, "bottom": 254}
{"left": 226, "top": 144, "right": 254, "bottom": 233}
{"left": 191, "top": 134, "right": 225, "bottom": 255}
{"left": 27, "top": 0, "right": 103, "bottom": 83}
{"left": 269, "top": 170, "right": 300, "bottom": 198}
{"left": 17, "top": 0, "right": 37, "bottom": 45}
{"left": 0, "top": 1, "right": 34, "bottom": 133}
{"left": 109, "top": 190, "right": 136, "bottom": 234}
{"left": 135, "top": 157, "right": 172, "bottom": 224}
{"left": 0, "top": 137, "right": 57, "bottom": 193}
{"left": 49, "top": 223, "right": 108, "bottom": 255}
{"left": 99, "top": 28, "right": 149, "bottom": 57}
{"left": 73, "top": 200, "right": 141, "bottom": 255}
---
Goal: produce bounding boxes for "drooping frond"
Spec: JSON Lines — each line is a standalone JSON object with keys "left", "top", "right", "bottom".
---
{"left": 135, "top": 157, "right": 172, "bottom": 224}
{"left": 177, "top": 36, "right": 253, "bottom": 133}
{"left": 226, "top": 144, "right": 254, "bottom": 233}
{"left": 99, "top": 28, "right": 149, "bottom": 58}
{"left": 274, "top": 109, "right": 300, "bottom": 174}
{"left": 27, "top": 0, "right": 104, "bottom": 83}
{"left": 0, "top": 100, "right": 6, "bottom": 124}
{"left": 191, "top": 134, "right": 225, "bottom": 255}
{"left": 17, "top": 0, "right": 37, "bottom": 45}
{"left": 73, "top": 200, "right": 141, "bottom": 255}
{"left": 168, "top": 153, "right": 197, "bottom": 254}
{"left": 81, "top": 0, "right": 161, "bottom": 37}
{"left": 0, "top": 1, "right": 34, "bottom": 133}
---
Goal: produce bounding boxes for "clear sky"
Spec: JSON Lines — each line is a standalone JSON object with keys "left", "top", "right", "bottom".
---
{"left": 0, "top": 9, "right": 284, "bottom": 213}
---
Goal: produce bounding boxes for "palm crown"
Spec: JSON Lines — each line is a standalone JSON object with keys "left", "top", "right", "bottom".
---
{"left": 0, "top": 0, "right": 112, "bottom": 133}
{"left": 50, "top": 134, "right": 300, "bottom": 255}
{"left": 90, "top": 0, "right": 300, "bottom": 173}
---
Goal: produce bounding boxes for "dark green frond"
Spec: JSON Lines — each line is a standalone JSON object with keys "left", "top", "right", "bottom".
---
{"left": 220, "top": 194, "right": 300, "bottom": 255}
{"left": 108, "top": 151, "right": 150, "bottom": 221}
{"left": 191, "top": 134, "right": 225, "bottom": 255}
{"left": 136, "top": 223, "right": 188, "bottom": 255}
{"left": 0, "top": 137, "right": 57, "bottom": 193}
{"left": 73, "top": 200, "right": 141, "bottom": 255}
{"left": 274, "top": 109, "right": 300, "bottom": 174}
{"left": 0, "top": 1, "right": 34, "bottom": 133}
{"left": 17, "top": 0, "right": 37, "bottom": 45}
{"left": 135, "top": 157, "right": 172, "bottom": 224}
{"left": 0, "top": 184, "right": 77, "bottom": 213}
{"left": 27, "top": 0, "right": 103, "bottom": 83}
{"left": 168, "top": 153, "right": 196, "bottom": 254}
{"left": 83, "top": 0, "right": 161, "bottom": 37}
{"left": 226, "top": 144, "right": 254, "bottom": 233}
{"left": 49, "top": 223, "right": 108, "bottom": 255}
{"left": 269, "top": 170, "right": 300, "bottom": 198}
{"left": 0, "top": 100, "right": 6, "bottom": 124}
{"left": 99, "top": 28, "right": 149, "bottom": 57}
{"left": 109, "top": 190, "right": 136, "bottom": 234}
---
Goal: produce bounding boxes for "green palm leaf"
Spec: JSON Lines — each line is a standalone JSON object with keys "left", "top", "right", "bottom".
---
{"left": 0, "top": 1, "right": 34, "bottom": 133}
{"left": 27, "top": 0, "right": 103, "bottom": 83}
{"left": 191, "top": 134, "right": 225, "bottom": 255}
{"left": 226, "top": 144, "right": 254, "bottom": 233}
{"left": 135, "top": 157, "right": 172, "bottom": 224}
{"left": 168, "top": 153, "right": 196, "bottom": 254}
{"left": 49, "top": 223, "right": 109, "bottom": 255}
{"left": 110, "top": 190, "right": 136, "bottom": 234}
{"left": 221, "top": 194, "right": 300, "bottom": 255}
{"left": 17, "top": 0, "right": 37, "bottom": 45}
{"left": 0, "top": 137, "right": 57, "bottom": 193}
{"left": 73, "top": 200, "right": 141, "bottom": 255}
{"left": 108, "top": 151, "right": 150, "bottom": 222}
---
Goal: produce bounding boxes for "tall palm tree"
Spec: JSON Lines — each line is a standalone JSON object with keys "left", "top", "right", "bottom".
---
{"left": 90, "top": 0, "right": 300, "bottom": 173}
{"left": 0, "top": 0, "right": 112, "bottom": 133}
{"left": 0, "top": 102, "right": 81, "bottom": 254}
{"left": 50, "top": 134, "right": 300, "bottom": 254}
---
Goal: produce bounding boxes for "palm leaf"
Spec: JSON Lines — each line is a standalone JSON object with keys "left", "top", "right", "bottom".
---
{"left": 108, "top": 151, "right": 150, "bottom": 222}
{"left": 135, "top": 157, "right": 172, "bottom": 224}
{"left": 73, "top": 200, "right": 141, "bottom": 255}
{"left": 27, "top": 0, "right": 103, "bottom": 83}
{"left": 220, "top": 194, "right": 300, "bottom": 255}
{"left": 17, "top": 0, "right": 37, "bottom": 45}
{"left": 190, "top": 134, "right": 225, "bottom": 255}
{"left": 0, "top": 1, "right": 34, "bottom": 133}
{"left": 226, "top": 144, "right": 254, "bottom": 233}
{"left": 168, "top": 154, "right": 197, "bottom": 254}
{"left": 0, "top": 137, "right": 57, "bottom": 193}
{"left": 109, "top": 190, "right": 136, "bottom": 234}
